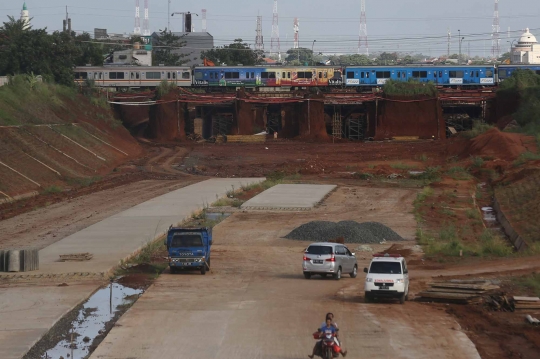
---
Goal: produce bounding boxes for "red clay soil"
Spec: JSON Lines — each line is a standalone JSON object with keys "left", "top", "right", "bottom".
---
{"left": 448, "top": 128, "right": 537, "bottom": 162}
{"left": 147, "top": 92, "right": 186, "bottom": 141}
{"left": 447, "top": 304, "right": 540, "bottom": 359}
{"left": 375, "top": 95, "right": 446, "bottom": 140}
{"left": 112, "top": 97, "right": 151, "bottom": 129}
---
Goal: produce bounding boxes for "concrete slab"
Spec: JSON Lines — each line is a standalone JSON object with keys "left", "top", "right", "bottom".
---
{"left": 20, "top": 178, "right": 262, "bottom": 277}
{"left": 241, "top": 184, "right": 336, "bottom": 210}
{"left": 0, "top": 283, "right": 98, "bottom": 359}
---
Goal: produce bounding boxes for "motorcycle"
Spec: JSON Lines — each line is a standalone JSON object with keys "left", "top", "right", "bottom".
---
{"left": 313, "top": 331, "right": 338, "bottom": 359}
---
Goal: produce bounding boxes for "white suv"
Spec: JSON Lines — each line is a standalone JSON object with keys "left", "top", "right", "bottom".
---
{"left": 364, "top": 253, "right": 409, "bottom": 304}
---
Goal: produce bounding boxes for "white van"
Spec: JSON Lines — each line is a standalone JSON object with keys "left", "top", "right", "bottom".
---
{"left": 364, "top": 253, "right": 409, "bottom": 304}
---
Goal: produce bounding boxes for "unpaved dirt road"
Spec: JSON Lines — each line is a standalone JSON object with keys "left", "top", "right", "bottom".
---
{"left": 0, "top": 179, "right": 199, "bottom": 250}
{"left": 89, "top": 186, "right": 481, "bottom": 359}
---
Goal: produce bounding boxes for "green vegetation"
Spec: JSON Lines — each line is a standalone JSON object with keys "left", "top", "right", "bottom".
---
{"left": 201, "top": 39, "right": 264, "bottom": 66}
{"left": 498, "top": 70, "right": 540, "bottom": 137}
{"left": 417, "top": 225, "right": 512, "bottom": 258}
{"left": 447, "top": 166, "right": 472, "bottom": 180}
{"left": 471, "top": 156, "right": 485, "bottom": 168}
{"left": 354, "top": 172, "right": 374, "bottom": 180}
{"left": 513, "top": 151, "right": 540, "bottom": 167}
{"left": 462, "top": 120, "right": 493, "bottom": 139}
{"left": 390, "top": 162, "right": 414, "bottom": 170}
{"left": 465, "top": 208, "right": 481, "bottom": 220}
{"left": 156, "top": 80, "right": 178, "bottom": 99}
{"left": 383, "top": 79, "right": 438, "bottom": 97}
{"left": 42, "top": 185, "right": 62, "bottom": 194}
{"left": 67, "top": 176, "right": 102, "bottom": 187}
{"left": 516, "top": 274, "right": 540, "bottom": 297}
{"left": 410, "top": 166, "right": 441, "bottom": 183}
{"left": 417, "top": 154, "right": 428, "bottom": 162}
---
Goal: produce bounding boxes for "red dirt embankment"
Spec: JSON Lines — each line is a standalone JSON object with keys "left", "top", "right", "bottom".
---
{"left": 448, "top": 128, "right": 537, "bottom": 162}
{"left": 147, "top": 91, "right": 186, "bottom": 141}
{"left": 0, "top": 93, "right": 141, "bottom": 198}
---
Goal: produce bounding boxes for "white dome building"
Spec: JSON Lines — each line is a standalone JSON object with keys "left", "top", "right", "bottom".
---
{"left": 511, "top": 28, "right": 540, "bottom": 64}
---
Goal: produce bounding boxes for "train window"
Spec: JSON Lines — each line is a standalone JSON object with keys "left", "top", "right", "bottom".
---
{"left": 182, "top": 72, "right": 190, "bottom": 79}
{"left": 109, "top": 72, "right": 124, "bottom": 80}
{"left": 74, "top": 72, "right": 88, "bottom": 80}
{"left": 449, "top": 71, "right": 464, "bottom": 78}
{"left": 283, "top": 72, "right": 286, "bottom": 79}
{"left": 287, "top": 72, "right": 291, "bottom": 79}
{"left": 324, "top": 72, "right": 327, "bottom": 79}
{"left": 167, "top": 72, "right": 171, "bottom": 79}
{"left": 147, "top": 72, "right": 161, "bottom": 79}
{"left": 486, "top": 70, "right": 493, "bottom": 77}
{"left": 172, "top": 72, "right": 176, "bottom": 79}
{"left": 439, "top": 71, "right": 443, "bottom": 78}
{"left": 376, "top": 71, "right": 391, "bottom": 78}
{"left": 130, "top": 72, "right": 135, "bottom": 80}
{"left": 366, "top": 72, "right": 369, "bottom": 78}
{"left": 347, "top": 72, "right": 355, "bottom": 79}
{"left": 412, "top": 71, "right": 427, "bottom": 78}
{"left": 224, "top": 72, "right": 240, "bottom": 79}
{"left": 246, "top": 72, "right": 250, "bottom": 79}
{"left": 252, "top": 72, "right": 256, "bottom": 78}
{"left": 499, "top": 69, "right": 507, "bottom": 78}
{"left": 261, "top": 72, "right": 269, "bottom": 79}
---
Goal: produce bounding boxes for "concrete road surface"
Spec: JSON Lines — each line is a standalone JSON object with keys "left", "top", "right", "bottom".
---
{"left": 90, "top": 186, "right": 481, "bottom": 359}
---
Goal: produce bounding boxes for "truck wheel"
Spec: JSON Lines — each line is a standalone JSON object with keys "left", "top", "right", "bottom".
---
{"left": 304, "top": 272, "right": 311, "bottom": 279}
{"left": 333, "top": 267, "right": 342, "bottom": 280}
{"left": 200, "top": 265, "right": 207, "bottom": 275}
{"left": 399, "top": 293, "right": 405, "bottom": 304}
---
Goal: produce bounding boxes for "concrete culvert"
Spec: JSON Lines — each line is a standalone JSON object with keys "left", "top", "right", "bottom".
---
{"left": 284, "top": 221, "right": 404, "bottom": 244}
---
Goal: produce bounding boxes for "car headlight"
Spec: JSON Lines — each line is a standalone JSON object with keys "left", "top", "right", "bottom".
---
{"left": 365, "top": 278, "right": 373, "bottom": 282}
{"left": 396, "top": 279, "right": 404, "bottom": 283}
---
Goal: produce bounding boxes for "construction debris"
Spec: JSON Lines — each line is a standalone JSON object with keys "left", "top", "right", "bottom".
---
{"left": 59, "top": 253, "right": 93, "bottom": 262}
{"left": 513, "top": 296, "right": 540, "bottom": 310}
{"left": 417, "top": 279, "right": 500, "bottom": 304}
{"left": 525, "top": 315, "right": 540, "bottom": 325}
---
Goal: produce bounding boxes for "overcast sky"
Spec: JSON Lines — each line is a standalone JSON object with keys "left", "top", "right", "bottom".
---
{"left": 2, "top": 0, "right": 540, "bottom": 57}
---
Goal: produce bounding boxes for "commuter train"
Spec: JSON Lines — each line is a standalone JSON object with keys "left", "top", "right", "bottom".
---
{"left": 74, "top": 64, "right": 540, "bottom": 90}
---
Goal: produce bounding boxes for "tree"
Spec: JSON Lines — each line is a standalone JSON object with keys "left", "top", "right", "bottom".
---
{"left": 153, "top": 30, "right": 189, "bottom": 66}
{"left": 399, "top": 55, "right": 414, "bottom": 65}
{"left": 498, "top": 52, "right": 511, "bottom": 63}
{"left": 201, "top": 39, "right": 263, "bottom": 66}
{"left": 285, "top": 47, "right": 313, "bottom": 64}
{"left": 74, "top": 33, "right": 103, "bottom": 66}
{"left": 329, "top": 54, "right": 372, "bottom": 66}
{"left": 377, "top": 52, "right": 398, "bottom": 64}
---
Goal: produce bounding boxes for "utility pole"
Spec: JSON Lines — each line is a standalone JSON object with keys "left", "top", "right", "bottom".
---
{"left": 458, "top": 29, "right": 464, "bottom": 65}
{"left": 447, "top": 28, "right": 451, "bottom": 57}
{"left": 491, "top": 0, "right": 500, "bottom": 58}
{"left": 134, "top": 0, "right": 141, "bottom": 35}
{"left": 168, "top": 0, "right": 171, "bottom": 31}
{"left": 293, "top": 17, "right": 299, "bottom": 49}
{"left": 271, "top": 0, "right": 281, "bottom": 60}
{"left": 358, "top": 0, "right": 368, "bottom": 55}
{"left": 255, "top": 15, "right": 264, "bottom": 51}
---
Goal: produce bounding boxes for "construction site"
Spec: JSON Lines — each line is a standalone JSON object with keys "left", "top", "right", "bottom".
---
{"left": 1, "top": 1, "right": 540, "bottom": 359}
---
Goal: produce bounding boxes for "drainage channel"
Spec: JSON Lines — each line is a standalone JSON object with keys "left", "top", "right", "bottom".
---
{"left": 477, "top": 182, "right": 507, "bottom": 237}
{"left": 24, "top": 274, "right": 152, "bottom": 359}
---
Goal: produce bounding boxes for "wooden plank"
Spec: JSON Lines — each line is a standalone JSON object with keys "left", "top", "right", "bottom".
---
{"left": 513, "top": 296, "right": 540, "bottom": 302}
{"left": 429, "top": 283, "right": 499, "bottom": 291}
{"left": 418, "top": 291, "right": 481, "bottom": 300}
{"left": 226, "top": 135, "right": 266, "bottom": 143}
{"left": 393, "top": 136, "right": 419, "bottom": 141}
{"left": 425, "top": 288, "right": 488, "bottom": 295}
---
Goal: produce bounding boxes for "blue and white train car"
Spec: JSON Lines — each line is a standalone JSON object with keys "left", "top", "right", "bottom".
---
{"left": 497, "top": 64, "right": 540, "bottom": 82}
{"left": 343, "top": 65, "right": 496, "bottom": 87}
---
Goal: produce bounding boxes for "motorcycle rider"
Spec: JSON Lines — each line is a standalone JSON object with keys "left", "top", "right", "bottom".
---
{"left": 309, "top": 315, "right": 347, "bottom": 358}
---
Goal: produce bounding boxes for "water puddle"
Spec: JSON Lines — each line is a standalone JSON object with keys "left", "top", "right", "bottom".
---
{"left": 205, "top": 212, "right": 232, "bottom": 221}
{"left": 42, "top": 283, "right": 143, "bottom": 359}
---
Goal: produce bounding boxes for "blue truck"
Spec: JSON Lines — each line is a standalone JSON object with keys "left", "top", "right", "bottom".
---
{"left": 164, "top": 227, "right": 212, "bottom": 275}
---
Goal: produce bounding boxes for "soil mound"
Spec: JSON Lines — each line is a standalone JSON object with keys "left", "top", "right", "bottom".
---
{"left": 449, "top": 128, "right": 533, "bottom": 161}
{"left": 285, "top": 221, "right": 404, "bottom": 244}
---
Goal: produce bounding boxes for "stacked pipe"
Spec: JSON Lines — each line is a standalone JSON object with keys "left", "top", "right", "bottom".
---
{"left": 0, "top": 249, "right": 39, "bottom": 272}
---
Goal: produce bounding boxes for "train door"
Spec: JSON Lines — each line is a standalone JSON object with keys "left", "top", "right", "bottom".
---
{"left": 130, "top": 71, "right": 141, "bottom": 86}
{"left": 94, "top": 72, "right": 104, "bottom": 86}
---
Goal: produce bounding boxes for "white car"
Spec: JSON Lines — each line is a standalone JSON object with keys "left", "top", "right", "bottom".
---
{"left": 364, "top": 253, "right": 409, "bottom": 304}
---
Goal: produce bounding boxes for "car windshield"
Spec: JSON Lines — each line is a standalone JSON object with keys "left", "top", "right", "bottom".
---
{"left": 171, "top": 234, "right": 202, "bottom": 247}
{"left": 369, "top": 262, "right": 402, "bottom": 274}
{"left": 306, "top": 246, "right": 333, "bottom": 255}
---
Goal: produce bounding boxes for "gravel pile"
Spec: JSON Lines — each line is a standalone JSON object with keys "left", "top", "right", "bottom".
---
{"left": 284, "top": 221, "right": 404, "bottom": 244}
